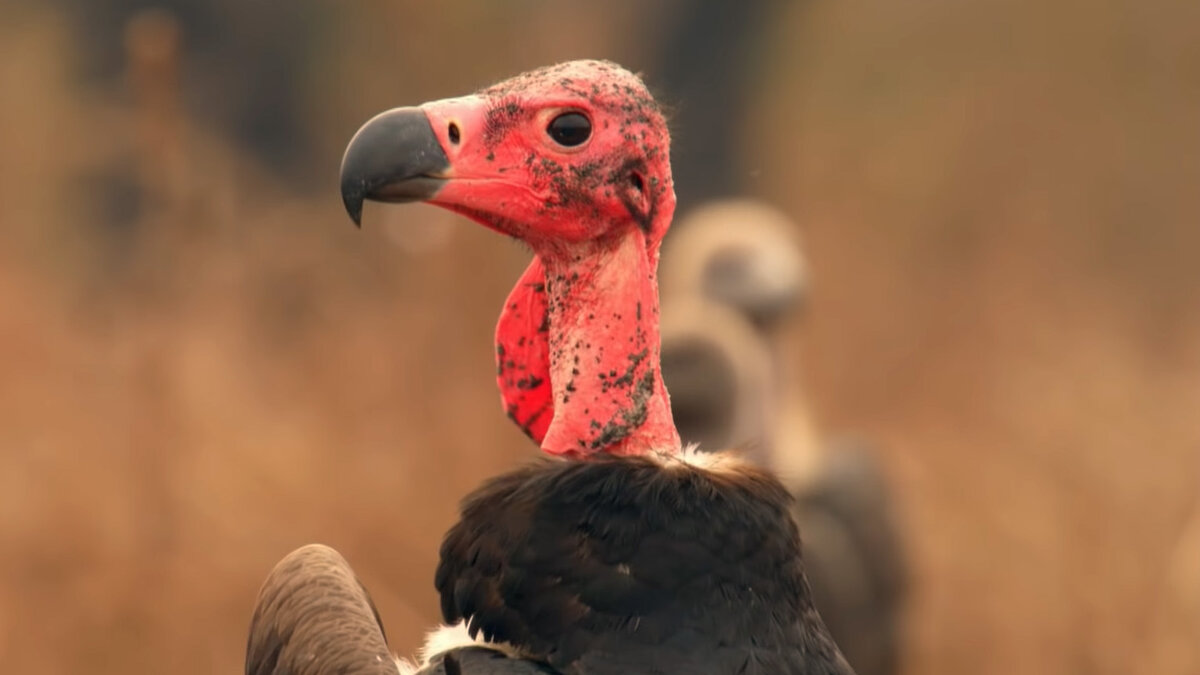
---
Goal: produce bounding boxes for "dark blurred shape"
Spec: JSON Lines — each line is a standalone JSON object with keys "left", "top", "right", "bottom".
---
{"left": 124, "top": 8, "right": 185, "bottom": 215}
{"left": 661, "top": 297, "right": 771, "bottom": 462}
{"left": 659, "top": 198, "right": 908, "bottom": 675}
{"left": 658, "top": 324, "right": 741, "bottom": 450}
{"left": 643, "top": 0, "right": 782, "bottom": 213}
{"left": 74, "top": 7, "right": 189, "bottom": 244}
{"left": 794, "top": 438, "right": 909, "bottom": 675}
{"left": 57, "top": 0, "right": 325, "bottom": 181}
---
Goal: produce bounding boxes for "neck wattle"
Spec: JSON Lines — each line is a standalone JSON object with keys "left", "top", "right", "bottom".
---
{"left": 535, "top": 231, "right": 680, "bottom": 459}
{"left": 495, "top": 257, "right": 553, "bottom": 444}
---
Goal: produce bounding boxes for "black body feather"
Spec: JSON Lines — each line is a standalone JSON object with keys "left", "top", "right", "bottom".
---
{"left": 436, "top": 455, "right": 855, "bottom": 674}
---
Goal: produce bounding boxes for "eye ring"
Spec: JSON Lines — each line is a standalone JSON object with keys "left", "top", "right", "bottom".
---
{"left": 546, "top": 112, "right": 591, "bottom": 147}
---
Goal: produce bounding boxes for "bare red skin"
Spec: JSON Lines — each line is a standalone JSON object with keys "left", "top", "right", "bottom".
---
{"left": 413, "top": 60, "right": 681, "bottom": 458}
{"left": 496, "top": 256, "right": 552, "bottom": 443}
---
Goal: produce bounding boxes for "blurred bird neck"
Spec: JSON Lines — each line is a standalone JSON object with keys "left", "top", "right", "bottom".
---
{"left": 537, "top": 230, "right": 680, "bottom": 459}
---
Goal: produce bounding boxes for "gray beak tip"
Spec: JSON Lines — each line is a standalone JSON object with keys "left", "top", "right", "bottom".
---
{"left": 341, "top": 180, "right": 365, "bottom": 228}
{"left": 338, "top": 107, "right": 450, "bottom": 229}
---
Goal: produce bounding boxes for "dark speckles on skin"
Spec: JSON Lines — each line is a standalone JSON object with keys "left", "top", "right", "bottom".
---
{"left": 476, "top": 62, "right": 667, "bottom": 232}
{"left": 537, "top": 158, "right": 564, "bottom": 176}
{"left": 570, "top": 161, "right": 602, "bottom": 184}
{"left": 589, "top": 370, "right": 655, "bottom": 450}
{"left": 611, "top": 348, "right": 648, "bottom": 389}
{"left": 484, "top": 98, "right": 526, "bottom": 146}
{"left": 472, "top": 60, "right": 675, "bottom": 454}
{"left": 516, "top": 376, "right": 544, "bottom": 390}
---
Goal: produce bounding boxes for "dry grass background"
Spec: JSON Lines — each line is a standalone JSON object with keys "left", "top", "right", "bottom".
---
{"left": 0, "top": 1, "right": 1196, "bottom": 674}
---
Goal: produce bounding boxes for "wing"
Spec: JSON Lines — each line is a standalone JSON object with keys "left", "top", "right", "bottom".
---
{"left": 246, "top": 544, "right": 399, "bottom": 675}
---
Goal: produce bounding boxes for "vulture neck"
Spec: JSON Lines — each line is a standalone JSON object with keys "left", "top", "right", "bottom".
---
{"left": 536, "top": 229, "right": 680, "bottom": 459}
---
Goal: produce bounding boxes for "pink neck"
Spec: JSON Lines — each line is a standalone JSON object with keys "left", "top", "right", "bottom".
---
{"left": 531, "top": 231, "right": 680, "bottom": 458}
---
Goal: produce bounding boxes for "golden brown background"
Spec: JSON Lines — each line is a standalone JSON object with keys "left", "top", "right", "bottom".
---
{"left": 0, "top": 1, "right": 1196, "bottom": 673}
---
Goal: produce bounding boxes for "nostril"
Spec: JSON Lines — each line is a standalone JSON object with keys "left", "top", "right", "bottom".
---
{"left": 448, "top": 122, "right": 461, "bottom": 145}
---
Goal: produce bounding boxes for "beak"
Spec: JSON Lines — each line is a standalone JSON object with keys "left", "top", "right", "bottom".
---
{"left": 339, "top": 107, "right": 450, "bottom": 227}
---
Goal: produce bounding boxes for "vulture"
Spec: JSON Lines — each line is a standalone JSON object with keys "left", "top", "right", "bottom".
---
{"left": 247, "top": 60, "right": 855, "bottom": 675}
{"left": 659, "top": 200, "right": 909, "bottom": 675}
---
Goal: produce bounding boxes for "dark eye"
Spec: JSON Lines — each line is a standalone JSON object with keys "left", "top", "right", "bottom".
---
{"left": 547, "top": 112, "right": 591, "bottom": 147}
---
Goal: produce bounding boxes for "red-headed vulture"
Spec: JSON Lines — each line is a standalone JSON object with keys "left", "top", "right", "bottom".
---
{"left": 246, "top": 60, "right": 856, "bottom": 675}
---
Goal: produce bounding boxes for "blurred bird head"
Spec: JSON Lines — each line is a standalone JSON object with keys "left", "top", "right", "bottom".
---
{"left": 660, "top": 198, "right": 809, "bottom": 331}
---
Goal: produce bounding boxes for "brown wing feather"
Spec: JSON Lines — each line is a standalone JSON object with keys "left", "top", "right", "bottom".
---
{"left": 246, "top": 543, "right": 398, "bottom": 675}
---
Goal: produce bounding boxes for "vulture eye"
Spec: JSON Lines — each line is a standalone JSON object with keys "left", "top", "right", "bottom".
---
{"left": 547, "top": 112, "right": 591, "bottom": 147}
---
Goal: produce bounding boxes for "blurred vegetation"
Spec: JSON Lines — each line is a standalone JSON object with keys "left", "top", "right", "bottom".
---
{"left": 0, "top": 1, "right": 1196, "bottom": 675}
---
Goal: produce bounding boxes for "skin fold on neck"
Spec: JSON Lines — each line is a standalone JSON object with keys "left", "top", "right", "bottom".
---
{"left": 517, "top": 229, "right": 680, "bottom": 459}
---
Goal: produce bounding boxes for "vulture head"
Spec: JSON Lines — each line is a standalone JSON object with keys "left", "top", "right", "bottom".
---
{"left": 342, "top": 60, "right": 680, "bottom": 459}
{"left": 341, "top": 59, "right": 673, "bottom": 246}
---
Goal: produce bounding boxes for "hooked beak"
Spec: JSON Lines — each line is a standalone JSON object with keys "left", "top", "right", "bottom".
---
{"left": 339, "top": 107, "right": 450, "bottom": 227}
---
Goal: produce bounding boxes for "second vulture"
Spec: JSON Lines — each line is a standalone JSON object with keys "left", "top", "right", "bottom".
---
{"left": 658, "top": 200, "right": 909, "bottom": 675}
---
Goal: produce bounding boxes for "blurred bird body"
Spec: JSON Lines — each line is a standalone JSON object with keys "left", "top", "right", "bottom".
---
{"left": 661, "top": 199, "right": 820, "bottom": 481}
{"left": 658, "top": 198, "right": 908, "bottom": 675}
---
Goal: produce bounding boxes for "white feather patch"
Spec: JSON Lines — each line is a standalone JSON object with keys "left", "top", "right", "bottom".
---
{"left": 394, "top": 622, "right": 526, "bottom": 673}
{"left": 651, "top": 442, "right": 749, "bottom": 474}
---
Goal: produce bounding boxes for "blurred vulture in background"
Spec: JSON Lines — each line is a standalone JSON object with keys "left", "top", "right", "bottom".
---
{"left": 659, "top": 199, "right": 910, "bottom": 675}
